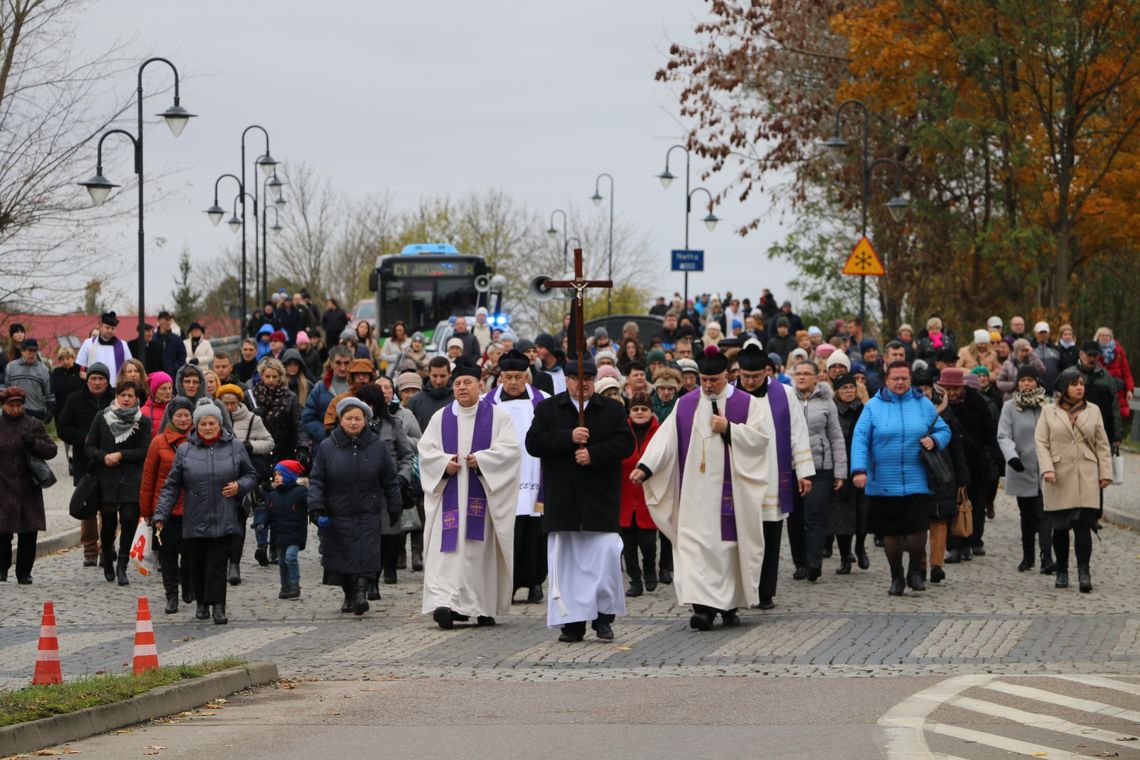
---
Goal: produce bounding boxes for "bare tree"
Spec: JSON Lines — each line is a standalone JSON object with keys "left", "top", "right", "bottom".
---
{"left": 327, "top": 191, "right": 396, "bottom": 308}
{"left": 271, "top": 162, "right": 340, "bottom": 297}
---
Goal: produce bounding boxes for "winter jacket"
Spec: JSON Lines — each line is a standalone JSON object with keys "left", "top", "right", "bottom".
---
{"left": 1057, "top": 342, "right": 1080, "bottom": 373}
{"left": 154, "top": 329, "right": 186, "bottom": 376}
{"left": 139, "top": 428, "right": 188, "bottom": 518}
{"left": 407, "top": 384, "right": 454, "bottom": 432}
{"left": 308, "top": 427, "right": 403, "bottom": 575}
{"left": 255, "top": 323, "right": 275, "bottom": 359}
{"left": 297, "top": 346, "right": 323, "bottom": 382}
{"left": 159, "top": 364, "right": 230, "bottom": 432}
{"left": 832, "top": 398, "right": 864, "bottom": 513}
{"left": 930, "top": 402, "right": 971, "bottom": 520}
{"left": 251, "top": 385, "right": 309, "bottom": 462}
{"left": 368, "top": 414, "right": 415, "bottom": 536}
{"left": 850, "top": 386, "right": 951, "bottom": 497}
{"left": 50, "top": 365, "right": 84, "bottom": 420}
{"left": 267, "top": 482, "right": 309, "bottom": 549}
{"left": 183, "top": 336, "right": 215, "bottom": 368}
{"left": 301, "top": 378, "right": 339, "bottom": 443}
{"left": 141, "top": 397, "right": 167, "bottom": 432}
{"left": 394, "top": 406, "right": 422, "bottom": 443}
{"left": 153, "top": 429, "right": 257, "bottom": 538}
{"left": 996, "top": 398, "right": 1045, "bottom": 498}
{"left": 1100, "top": 341, "right": 1135, "bottom": 423}
{"left": 1035, "top": 402, "right": 1112, "bottom": 511}
{"left": 84, "top": 407, "right": 153, "bottom": 505}
{"left": 620, "top": 417, "right": 659, "bottom": 529}
{"left": 950, "top": 388, "right": 1001, "bottom": 483}
{"left": 57, "top": 388, "right": 114, "bottom": 484}
{"left": 4, "top": 358, "right": 53, "bottom": 417}
{"left": 957, "top": 345, "right": 1002, "bottom": 375}
{"left": 793, "top": 382, "right": 847, "bottom": 476}
{"left": 320, "top": 307, "right": 349, "bottom": 344}
{"left": 1031, "top": 341, "right": 1062, "bottom": 392}
{"left": 229, "top": 403, "right": 275, "bottom": 458}
{"left": 996, "top": 354, "right": 1046, "bottom": 400}
{"left": 1077, "top": 362, "right": 1123, "bottom": 444}
{"left": 0, "top": 412, "right": 57, "bottom": 534}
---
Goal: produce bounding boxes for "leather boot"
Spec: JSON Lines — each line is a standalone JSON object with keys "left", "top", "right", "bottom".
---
{"left": 269, "top": 546, "right": 278, "bottom": 565}
{"left": 411, "top": 552, "right": 423, "bottom": 572}
{"left": 1055, "top": 570, "right": 1069, "bottom": 588}
{"left": 103, "top": 552, "right": 116, "bottom": 582}
{"left": 836, "top": 555, "right": 853, "bottom": 575}
{"left": 115, "top": 557, "right": 130, "bottom": 586}
{"left": 227, "top": 561, "right": 241, "bottom": 585}
{"left": 383, "top": 568, "right": 397, "bottom": 584}
{"left": 1077, "top": 566, "right": 1092, "bottom": 593}
{"left": 212, "top": 603, "right": 227, "bottom": 624}
{"left": 366, "top": 579, "right": 381, "bottom": 601}
{"left": 164, "top": 593, "right": 178, "bottom": 614}
{"left": 888, "top": 570, "right": 905, "bottom": 596}
{"left": 195, "top": 602, "right": 210, "bottom": 620}
{"left": 352, "top": 577, "right": 370, "bottom": 615}
{"left": 626, "top": 579, "right": 644, "bottom": 597}
{"left": 340, "top": 587, "right": 353, "bottom": 613}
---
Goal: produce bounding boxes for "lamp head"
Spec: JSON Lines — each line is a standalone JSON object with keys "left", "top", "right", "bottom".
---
{"left": 227, "top": 215, "right": 242, "bottom": 234}
{"left": 79, "top": 173, "right": 118, "bottom": 206}
{"left": 886, "top": 194, "right": 909, "bottom": 223}
{"left": 822, "top": 135, "right": 849, "bottom": 167}
{"left": 205, "top": 204, "right": 225, "bottom": 226}
{"left": 656, "top": 169, "right": 675, "bottom": 189}
{"left": 158, "top": 104, "right": 195, "bottom": 138}
{"left": 590, "top": 191, "right": 603, "bottom": 207}
{"left": 268, "top": 175, "right": 285, "bottom": 201}
{"left": 256, "top": 153, "right": 278, "bottom": 178}
{"left": 703, "top": 212, "right": 719, "bottom": 232}
{"left": 545, "top": 226, "right": 558, "bottom": 238}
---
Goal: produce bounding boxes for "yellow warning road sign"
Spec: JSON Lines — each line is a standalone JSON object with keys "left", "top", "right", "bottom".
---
{"left": 842, "top": 236, "right": 885, "bottom": 276}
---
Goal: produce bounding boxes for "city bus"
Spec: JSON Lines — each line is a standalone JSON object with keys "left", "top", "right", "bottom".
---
{"left": 367, "top": 243, "right": 491, "bottom": 338}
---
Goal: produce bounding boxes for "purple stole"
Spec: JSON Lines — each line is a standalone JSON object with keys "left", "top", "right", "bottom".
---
{"left": 765, "top": 380, "right": 796, "bottom": 515}
{"left": 675, "top": 389, "right": 750, "bottom": 541}
{"left": 88, "top": 337, "right": 127, "bottom": 374}
{"left": 488, "top": 386, "right": 545, "bottom": 504}
{"left": 439, "top": 400, "right": 494, "bottom": 553}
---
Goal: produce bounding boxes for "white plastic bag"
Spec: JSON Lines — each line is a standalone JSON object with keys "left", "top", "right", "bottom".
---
{"left": 128, "top": 519, "right": 157, "bottom": 577}
{"left": 1112, "top": 453, "right": 1125, "bottom": 485}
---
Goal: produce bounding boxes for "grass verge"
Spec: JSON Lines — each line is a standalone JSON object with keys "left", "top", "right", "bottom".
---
{"left": 0, "top": 657, "right": 245, "bottom": 727}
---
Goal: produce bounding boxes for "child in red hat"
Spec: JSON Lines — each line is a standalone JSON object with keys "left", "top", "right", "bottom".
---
{"left": 268, "top": 460, "right": 308, "bottom": 599}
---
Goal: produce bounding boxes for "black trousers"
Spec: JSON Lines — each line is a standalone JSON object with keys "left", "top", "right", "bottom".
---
{"left": 100, "top": 503, "right": 140, "bottom": 561}
{"left": 758, "top": 520, "right": 783, "bottom": 598}
{"left": 1016, "top": 493, "right": 1052, "bottom": 563}
{"left": 967, "top": 478, "right": 997, "bottom": 547}
{"left": 182, "top": 536, "right": 230, "bottom": 605}
{"left": 802, "top": 470, "right": 833, "bottom": 570}
{"left": 156, "top": 516, "right": 191, "bottom": 597}
{"left": 228, "top": 518, "right": 246, "bottom": 564}
{"left": 514, "top": 515, "right": 547, "bottom": 590}
{"left": 380, "top": 533, "right": 403, "bottom": 574}
{"left": 621, "top": 525, "right": 657, "bottom": 584}
{"left": 0, "top": 532, "right": 36, "bottom": 578}
{"left": 788, "top": 497, "right": 807, "bottom": 569}
{"left": 658, "top": 531, "right": 673, "bottom": 572}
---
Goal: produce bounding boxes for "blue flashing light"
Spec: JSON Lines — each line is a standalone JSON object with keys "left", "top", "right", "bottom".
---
{"left": 491, "top": 314, "right": 510, "bottom": 327}
{"left": 400, "top": 243, "right": 458, "bottom": 256}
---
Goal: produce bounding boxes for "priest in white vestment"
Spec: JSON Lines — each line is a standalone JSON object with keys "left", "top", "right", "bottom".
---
{"left": 419, "top": 360, "right": 519, "bottom": 628}
{"left": 634, "top": 346, "right": 771, "bottom": 629}
{"left": 486, "top": 349, "right": 548, "bottom": 604}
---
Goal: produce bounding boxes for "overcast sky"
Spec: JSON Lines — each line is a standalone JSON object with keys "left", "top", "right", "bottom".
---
{"left": 73, "top": 0, "right": 800, "bottom": 315}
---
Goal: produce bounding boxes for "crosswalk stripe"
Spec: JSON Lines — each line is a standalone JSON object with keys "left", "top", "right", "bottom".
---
{"left": 943, "top": 694, "right": 1139, "bottom": 748}
{"left": 1052, "top": 674, "right": 1140, "bottom": 698}
{"left": 926, "top": 722, "right": 1081, "bottom": 758}
{"left": 983, "top": 680, "right": 1140, "bottom": 724}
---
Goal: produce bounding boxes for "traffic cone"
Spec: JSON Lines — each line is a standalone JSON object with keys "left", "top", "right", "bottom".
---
{"left": 32, "top": 601, "right": 63, "bottom": 685}
{"left": 131, "top": 597, "right": 159, "bottom": 674}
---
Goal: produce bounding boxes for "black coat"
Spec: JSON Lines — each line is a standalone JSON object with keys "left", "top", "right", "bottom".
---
{"left": 57, "top": 389, "right": 114, "bottom": 484}
{"left": 268, "top": 483, "right": 309, "bottom": 549}
{"left": 321, "top": 307, "right": 349, "bottom": 343}
{"left": 50, "top": 366, "right": 85, "bottom": 421}
{"left": 84, "top": 409, "right": 153, "bottom": 505}
{"left": 932, "top": 404, "right": 972, "bottom": 519}
{"left": 952, "top": 389, "right": 1000, "bottom": 482}
{"left": 308, "top": 427, "right": 402, "bottom": 576}
{"left": 525, "top": 392, "right": 635, "bottom": 533}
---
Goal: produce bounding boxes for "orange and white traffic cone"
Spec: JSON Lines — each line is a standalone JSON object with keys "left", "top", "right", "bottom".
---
{"left": 132, "top": 597, "right": 159, "bottom": 674}
{"left": 32, "top": 601, "right": 63, "bottom": 685}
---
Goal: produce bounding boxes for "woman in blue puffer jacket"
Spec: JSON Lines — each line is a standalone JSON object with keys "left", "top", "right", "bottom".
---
{"left": 850, "top": 360, "right": 950, "bottom": 596}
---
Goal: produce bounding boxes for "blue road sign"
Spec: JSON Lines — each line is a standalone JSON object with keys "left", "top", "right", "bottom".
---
{"left": 671, "top": 249, "right": 704, "bottom": 272}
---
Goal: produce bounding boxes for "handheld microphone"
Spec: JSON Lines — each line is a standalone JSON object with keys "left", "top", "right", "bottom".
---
{"left": 707, "top": 393, "right": 720, "bottom": 417}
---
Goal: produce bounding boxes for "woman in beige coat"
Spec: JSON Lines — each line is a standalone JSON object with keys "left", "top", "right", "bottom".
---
{"left": 1034, "top": 368, "right": 1112, "bottom": 593}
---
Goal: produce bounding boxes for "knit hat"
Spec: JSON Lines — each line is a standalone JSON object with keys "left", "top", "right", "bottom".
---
{"left": 1016, "top": 364, "right": 1040, "bottom": 382}
{"left": 859, "top": 338, "right": 879, "bottom": 353}
{"left": 973, "top": 329, "right": 990, "bottom": 345}
{"left": 826, "top": 351, "right": 851, "bottom": 371}
{"left": 816, "top": 343, "right": 836, "bottom": 359}
{"left": 447, "top": 337, "right": 464, "bottom": 351}
{"left": 515, "top": 338, "right": 535, "bottom": 353}
{"left": 20, "top": 337, "right": 38, "bottom": 351}
{"left": 594, "top": 377, "right": 621, "bottom": 395}
{"left": 335, "top": 396, "right": 373, "bottom": 421}
{"left": 296, "top": 331, "right": 310, "bottom": 344}
{"left": 652, "top": 367, "right": 681, "bottom": 389}
{"left": 165, "top": 396, "right": 194, "bottom": 422}
{"left": 596, "top": 364, "right": 622, "bottom": 382}
{"left": 397, "top": 371, "right": 423, "bottom": 393}
{"left": 832, "top": 372, "right": 857, "bottom": 390}
{"left": 808, "top": 326, "right": 822, "bottom": 337}
{"left": 628, "top": 391, "right": 653, "bottom": 410}
{"left": 8, "top": 323, "right": 24, "bottom": 336}
{"left": 275, "top": 459, "right": 304, "bottom": 485}
{"left": 971, "top": 365, "right": 991, "bottom": 377}
{"left": 646, "top": 348, "right": 667, "bottom": 364}
{"left": 789, "top": 347, "right": 809, "bottom": 362}
{"left": 676, "top": 358, "right": 699, "bottom": 375}
{"left": 594, "top": 326, "right": 609, "bottom": 340}
{"left": 148, "top": 371, "right": 173, "bottom": 396}
{"left": 269, "top": 330, "right": 287, "bottom": 343}
{"left": 594, "top": 349, "right": 617, "bottom": 366}
{"left": 192, "top": 400, "right": 223, "bottom": 425}
{"left": 898, "top": 323, "right": 914, "bottom": 335}
{"left": 0, "top": 386, "right": 26, "bottom": 403}
{"left": 86, "top": 362, "right": 111, "bottom": 381}
{"left": 216, "top": 383, "right": 246, "bottom": 400}
{"left": 989, "top": 331, "right": 1002, "bottom": 342}
{"left": 767, "top": 353, "right": 783, "bottom": 369}
{"left": 912, "top": 368, "right": 934, "bottom": 387}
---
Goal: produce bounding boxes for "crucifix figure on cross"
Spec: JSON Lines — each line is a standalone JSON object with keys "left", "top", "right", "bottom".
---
{"left": 544, "top": 247, "right": 612, "bottom": 427}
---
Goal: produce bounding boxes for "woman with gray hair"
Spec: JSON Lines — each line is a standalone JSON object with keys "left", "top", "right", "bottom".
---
{"left": 153, "top": 400, "right": 257, "bottom": 624}
{"left": 996, "top": 338, "right": 1046, "bottom": 401}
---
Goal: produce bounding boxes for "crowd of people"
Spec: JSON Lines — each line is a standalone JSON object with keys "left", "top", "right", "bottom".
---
{"left": 0, "top": 289, "right": 1130, "bottom": 641}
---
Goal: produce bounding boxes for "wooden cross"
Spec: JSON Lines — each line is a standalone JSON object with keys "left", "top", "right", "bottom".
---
{"left": 544, "top": 247, "right": 612, "bottom": 427}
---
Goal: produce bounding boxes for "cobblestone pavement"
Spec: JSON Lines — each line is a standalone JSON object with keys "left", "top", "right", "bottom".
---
{"left": 4, "top": 476, "right": 1139, "bottom": 691}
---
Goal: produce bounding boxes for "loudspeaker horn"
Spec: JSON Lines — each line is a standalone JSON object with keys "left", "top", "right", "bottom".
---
{"left": 528, "top": 275, "right": 558, "bottom": 301}
{"left": 473, "top": 274, "right": 492, "bottom": 293}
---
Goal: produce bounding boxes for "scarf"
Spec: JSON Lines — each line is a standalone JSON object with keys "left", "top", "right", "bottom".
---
{"left": 1100, "top": 340, "right": 1116, "bottom": 363}
{"left": 930, "top": 331, "right": 944, "bottom": 349}
{"left": 1058, "top": 396, "right": 1087, "bottom": 425}
{"left": 1059, "top": 338, "right": 1075, "bottom": 349}
{"left": 1013, "top": 386, "right": 1046, "bottom": 412}
{"left": 252, "top": 381, "right": 291, "bottom": 427}
{"left": 104, "top": 404, "right": 141, "bottom": 443}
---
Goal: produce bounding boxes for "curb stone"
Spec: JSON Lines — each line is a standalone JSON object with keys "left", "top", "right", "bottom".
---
{"left": 0, "top": 661, "right": 279, "bottom": 757}
{"left": 36, "top": 526, "right": 81, "bottom": 559}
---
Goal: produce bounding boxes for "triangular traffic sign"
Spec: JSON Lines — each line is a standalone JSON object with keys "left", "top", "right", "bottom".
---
{"left": 842, "top": 236, "right": 885, "bottom": 276}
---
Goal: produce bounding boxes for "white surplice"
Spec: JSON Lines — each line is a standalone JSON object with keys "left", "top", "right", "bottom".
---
{"left": 546, "top": 532, "right": 625, "bottom": 627}
{"left": 418, "top": 400, "right": 520, "bottom": 617}
{"left": 755, "top": 379, "right": 816, "bottom": 522}
{"left": 487, "top": 385, "right": 544, "bottom": 517}
{"left": 639, "top": 384, "right": 770, "bottom": 611}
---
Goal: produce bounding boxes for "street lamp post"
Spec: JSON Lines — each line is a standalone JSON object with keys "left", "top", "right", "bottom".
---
{"left": 657, "top": 144, "right": 718, "bottom": 306}
{"left": 242, "top": 125, "right": 277, "bottom": 312}
{"left": 261, "top": 173, "right": 284, "bottom": 303}
{"left": 546, "top": 208, "right": 569, "bottom": 272}
{"left": 824, "top": 99, "right": 909, "bottom": 328}
{"left": 591, "top": 173, "right": 614, "bottom": 317}
{"left": 79, "top": 57, "right": 195, "bottom": 351}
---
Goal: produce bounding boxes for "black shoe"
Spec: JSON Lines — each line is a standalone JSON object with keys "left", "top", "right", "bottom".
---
{"left": 352, "top": 578, "right": 370, "bottom": 615}
{"left": 397, "top": 552, "right": 407, "bottom": 570}
{"left": 227, "top": 561, "right": 241, "bottom": 585}
{"left": 1078, "top": 567, "right": 1092, "bottom": 593}
{"left": 527, "top": 584, "right": 543, "bottom": 604}
{"left": 689, "top": 612, "right": 714, "bottom": 631}
{"left": 558, "top": 627, "right": 584, "bottom": 643}
{"left": 888, "top": 576, "right": 906, "bottom": 596}
{"left": 757, "top": 596, "right": 775, "bottom": 611}
{"left": 103, "top": 554, "right": 115, "bottom": 582}
{"left": 213, "top": 604, "right": 228, "bottom": 625}
{"left": 165, "top": 594, "right": 178, "bottom": 614}
{"left": 961, "top": 547, "right": 973, "bottom": 561}
{"left": 477, "top": 616, "right": 496, "bottom": 627}
{"left": 286, "top": 584, "right": 301, "bottom": 599}
{"left": 433, "top": 606, "right": 455, "bottom": 630}
{"left": 366, "top": 580, "right": 381, "bottom": 601}
{"left": 944, "top": 549, "right": 961, "bottom": 564}
{"left": 721, "top": 610, "right": 741, "bottom": 627}
{"left": 822, "top": 545, "right": 833, "bottom": 559}
{"left": 182, "top": 587, "right": 195, "bottom": 604}
{"left": 411, "top": 553, "right": 424, "bottom": 572}
{"left": 908, "top": 571, "right": 926, "bottom": 591}
{"left": 856, "top": 549, "right": 870, "bottom": 570}
{"left": 116, "top": 558, "right": 130, "bottom": 586}
{"left": 971, "top": 545, "right": 986, "bottom": 557}
{"left": 595, "top": 621, "right": 614, "bottom": 640}
{"left": 16, "top": 575, "right": 32, "bottom": 585}
{"left": 196, "top": 602, "right": 210, "bottom": 620}
{"left": 1017, "top": 557, "right": 1034, "bottom": 572}
{"left": 0, "top": 570, "right": 6, "bottom": 582}
{"left": 383, "top": 569, "right": 397, "bottom": 585}
{"left": 268, "top": 546, "right": 278, "bottom": 565}
{"left": 83, "top": 558, "right": 98, "bottom": 567}
{"left": 836, "top": 555, "right": 853, "bottom": 575}
{"left": 341, "top": 592, "right": 353, "bottom": 613}
{"left": 1040, "top": 559, "right": 1057, "bottom": 575}
{"left": 626, "top": 580, "right": 643, "bottom": 598}
{"left": 930, "top": 566, "right": 945, "bottom": 584}
{"left": 658, "top": 569, "right": 673, "bottom": 585}
{"left": 807, "top": 566, "right": 821, "bottom": 583}
{"left": 1055, "top": 570, "right": 1069, "bottom": 589}
{"left": 793, "top": 566, "right": 808, "bottom": 580}
{"left": 644, "top": 572, "right": 658, "bottom": 592}
{"left": 254, "top": 547, "right": 269, "bottom": 567}
{"left": 278, "top": 586, "right": 291, "bottom": 600}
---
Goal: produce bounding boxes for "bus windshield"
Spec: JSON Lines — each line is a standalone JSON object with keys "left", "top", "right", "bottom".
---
{"left": 378, "top": 255, "right": 486, "bottom": 336}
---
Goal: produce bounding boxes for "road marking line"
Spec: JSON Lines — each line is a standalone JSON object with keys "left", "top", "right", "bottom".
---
{"left": 926, "top": 722, "right": 1081, "bottom": 758}
{"left": 1052, "top": 674, "right": 1140, "bottom": 698}
{"left": 940, "top": 694, "right": 1139, "bottom": 748}
{"left": 983, "top": 681, "right": 1140, "bottom": 724}
{"left": 878, "top": 673, "right": 995, "bottom": 758}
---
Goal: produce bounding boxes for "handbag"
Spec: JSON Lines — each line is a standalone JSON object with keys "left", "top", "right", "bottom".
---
{"left": 22, "top": 420, "right": 57, "bottom": 489}
{"left": 399, "top": 506, "right": 423, "bottom": 531}
{"left": 950, "top": 488, "right": 974, "bottom": 538}
{"left": 919, "top": 414, "right": 954, "bottom": 487}
{"left": 69, "top": 468, "right": 102, "bottom": 520}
